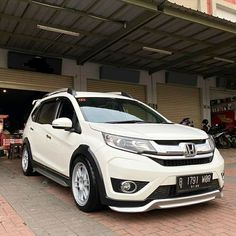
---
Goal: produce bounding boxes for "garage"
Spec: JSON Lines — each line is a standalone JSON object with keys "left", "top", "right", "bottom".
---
{"left": 0, "top": 88, "right": 45, "bottom": 132}
{"left": 0, "top": 67, "right": 74, "bottom": 92}
{"left": 0, "top": 53, "right": 74, "bottom": 133}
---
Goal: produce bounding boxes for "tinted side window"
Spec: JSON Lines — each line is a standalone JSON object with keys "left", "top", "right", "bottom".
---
{"left": 58, "top": 99, "right": 75, "bottom": 120}
{"left": 37, "top": 101, "right": 59, "bottom": 124}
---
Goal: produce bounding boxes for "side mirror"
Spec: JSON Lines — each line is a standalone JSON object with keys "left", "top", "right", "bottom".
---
{"left": 52, "top": 118, "right": 72, "bottom": 130}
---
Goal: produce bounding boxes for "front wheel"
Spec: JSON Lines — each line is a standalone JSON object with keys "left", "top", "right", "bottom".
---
{"left": 21, "top": 144, "right": 34, "bottom": 176}
{"left": 71, "top": 157, "right": 101, "bottom": 212}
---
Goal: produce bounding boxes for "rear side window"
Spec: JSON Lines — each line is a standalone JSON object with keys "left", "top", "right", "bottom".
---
{"left": 37, "top": 100, "right": 59, "bottom": 124}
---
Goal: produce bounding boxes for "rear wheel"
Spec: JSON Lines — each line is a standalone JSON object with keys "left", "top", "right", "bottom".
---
{"left": 71, "top": 156, "right": 101, "bottom": 212}
{"left": 21, "top": 144, "right": 34, "bottom": 176}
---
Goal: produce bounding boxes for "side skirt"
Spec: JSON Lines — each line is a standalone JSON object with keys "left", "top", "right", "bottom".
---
{"left": 32, "top": 160, "right": 70, "bottom": 187}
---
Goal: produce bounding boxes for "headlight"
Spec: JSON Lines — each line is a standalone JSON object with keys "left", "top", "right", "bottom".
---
{"left": 103, "top": 133, "right": 156, "bottom": 154}
{"left": 207, "top": 135, "right": 215, "bottom": 151}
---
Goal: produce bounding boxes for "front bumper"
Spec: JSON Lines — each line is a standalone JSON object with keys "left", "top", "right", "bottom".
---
{"left": 110, "top": 190, "right": 223, "bottom": 213}
{"left": 94, "top": 146, "right": 224, "bottom": 211}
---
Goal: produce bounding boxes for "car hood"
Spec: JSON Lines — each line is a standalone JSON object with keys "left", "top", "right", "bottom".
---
{"left": 89, "top": 123, "right": 208, "bottom": 140}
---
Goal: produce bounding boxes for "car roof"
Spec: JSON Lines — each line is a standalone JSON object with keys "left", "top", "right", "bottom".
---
{"left": 74, "top": 91, "right": 132, "bottom": 99}
{"left": 43, "top": 90, "right": 134, "bottom": 101}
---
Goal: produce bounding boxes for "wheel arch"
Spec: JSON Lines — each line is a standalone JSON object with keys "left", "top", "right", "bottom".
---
{"left": 22, "top": 138, "right": 33, "bottom": 159}
{"left": 69, "top": 145, "right": 107, "bottom": 204}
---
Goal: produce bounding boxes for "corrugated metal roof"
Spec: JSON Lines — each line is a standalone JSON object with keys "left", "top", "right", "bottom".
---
{"left": 0, "top": 0, "right": 235, "bottom": 79}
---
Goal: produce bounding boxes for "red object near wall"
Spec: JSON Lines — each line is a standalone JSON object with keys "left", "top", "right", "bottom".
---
{"left": 211, "top": 110, "right": 235, "bottom": 129}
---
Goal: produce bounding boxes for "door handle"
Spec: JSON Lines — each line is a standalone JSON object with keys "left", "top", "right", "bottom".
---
{"left": 46, "top": 134, "right": 51, "bottom": 139}
{"left": 30, "top": 127, "right": 34, "bottom": 131}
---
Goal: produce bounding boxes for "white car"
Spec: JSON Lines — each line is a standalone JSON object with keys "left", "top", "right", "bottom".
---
{"left": 22, "top": 88, "right": 224, "bottom": 213}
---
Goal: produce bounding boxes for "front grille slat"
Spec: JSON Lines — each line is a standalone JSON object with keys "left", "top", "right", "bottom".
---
{"left": 148, "top": 179, "right": 220, "bottom": 200}
{"left": 150, "top": 156, "right": 213, "bottom": 166}
{"left": 155, "top": 139, "right": 206, "bottom": 145}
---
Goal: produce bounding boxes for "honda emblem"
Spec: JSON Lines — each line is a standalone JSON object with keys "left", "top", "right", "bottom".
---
{"left": 184, "top": 143, "right": 196, "bottom": 157}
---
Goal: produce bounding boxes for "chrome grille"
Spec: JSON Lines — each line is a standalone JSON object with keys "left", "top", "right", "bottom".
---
{"left": 145, "top": 138, "right": 214, "bottom": 166}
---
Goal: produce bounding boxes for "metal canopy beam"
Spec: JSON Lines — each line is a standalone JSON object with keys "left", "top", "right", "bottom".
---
{"left": 204, "top": 67, "right": 236, "bottom": 79}
{"left": 0, "top": 43, "right": 72, "bottom": 60}
{"left": 120, "top": 0, "right": 157, "bottom": 11}
{"left": 122, "top": 0, "right": 236, "bottom": 34}
{"left": 77, "top": 10, "right": 159, "bottom": 65}
{"left": 160, "top": 4, "right": 236, "bottom": 35}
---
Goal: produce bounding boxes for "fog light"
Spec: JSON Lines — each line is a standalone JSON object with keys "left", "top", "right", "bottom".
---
{"left": 111, "top": 178, "right": 148, "bottom": 193}
{"left": 120, "top": 181, "right": 137, "bottom": 193}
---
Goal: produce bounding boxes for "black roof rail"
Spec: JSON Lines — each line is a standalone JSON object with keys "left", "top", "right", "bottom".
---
{"left": 121, "top": 92, "right": 132, "bottom": 98}
{"left": 107, "top": 92, "right": 133, "bottom": 98}
{"left": 43, "top": 88, "right": 76, "bottom": 98}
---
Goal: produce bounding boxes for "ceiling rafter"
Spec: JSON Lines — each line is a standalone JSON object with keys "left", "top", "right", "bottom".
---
{"left": 0, "top": 43, "right": 73, "bottom": 60}
{"left": 142, "top": 26, "right": 214, "bottom": 47}
{"left": 62, "top": 3, "right": 128, "bottom": 56}
{"left": 149, "top": 35, "right": 236, "bottom": 74}
{"left": 174, "top": 60, "right": 234, "bottom": 76}
{"left": 2, "top": 11, "right": 233, "bottom": 63}
{"left": 0, "top": 13, "right": 106, "bottom": 38}
{"left": 0, "top": 29, "right": 90, "bottom": 52}
{"left": 14, "top": 0, "right": 124, "bottom": 25}
{"left": 35, "top": 0, "right": 71, "bottom": 53}
{"left": 5, "top": 1, "right": 30, "bottom": 47}
{"left": 77, "top": 11, "right": 161, "bottom": 65}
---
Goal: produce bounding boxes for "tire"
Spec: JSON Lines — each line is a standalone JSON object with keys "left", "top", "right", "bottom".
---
{"left": 71, "top": 156, "right": 101, "bottom": 212}
{"left": 21, "top": 144, "right": 34, "bottom": 176}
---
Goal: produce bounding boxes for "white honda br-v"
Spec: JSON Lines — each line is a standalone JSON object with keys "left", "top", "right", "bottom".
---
{"left": 22, "top": 88, "right": 224, "bottom": 213}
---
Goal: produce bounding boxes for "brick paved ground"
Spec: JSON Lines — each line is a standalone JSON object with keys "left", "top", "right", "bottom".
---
{"left": 0, "top": 149, "right": 235, "bottom": 236}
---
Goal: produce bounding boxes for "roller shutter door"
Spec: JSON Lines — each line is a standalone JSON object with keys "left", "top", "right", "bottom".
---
{"left": 157, "top": 83, "right": 201, "bottom": 128}
{"left": 87, "top": 79, "right": 146, "bottom": 103}
{"left": 0, "top": 68, "right": 73, "bottom": 92}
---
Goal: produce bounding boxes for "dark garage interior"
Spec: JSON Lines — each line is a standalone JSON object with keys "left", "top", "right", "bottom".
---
{"left": 0, "top": 88, "right": 45, "bottom": 133}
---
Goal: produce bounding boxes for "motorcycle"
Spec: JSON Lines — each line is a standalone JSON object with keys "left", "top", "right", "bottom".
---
{"left": 208, "top": 124, "right": 231, "bottom": 149}
{"left": 226, "top": 127, "right": 236, "bottom": 148}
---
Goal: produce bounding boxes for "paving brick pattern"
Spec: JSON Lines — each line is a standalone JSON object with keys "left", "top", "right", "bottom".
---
{"left": 0, "top": 195, "right": 33, "bottom": 236}
{"left": 0, "top": 149, "right": 235, "bottom": 236}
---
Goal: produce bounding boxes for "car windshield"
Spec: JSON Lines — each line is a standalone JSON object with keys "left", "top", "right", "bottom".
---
{"left": 77, "top": 97, "right": 169, "bottom": 124}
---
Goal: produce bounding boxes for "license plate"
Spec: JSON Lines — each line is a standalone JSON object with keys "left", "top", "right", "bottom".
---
{"left": 176, "top": 173, "right": 213, "bottom": 193}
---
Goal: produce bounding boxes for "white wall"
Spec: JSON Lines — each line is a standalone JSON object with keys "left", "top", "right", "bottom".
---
{"left": 198, "top": 76, "right": 211, "bottom": 123}
{"left": 212, "top": 0, "right": 236, "bottom": 22}
{"left": 168, "top": 0, "right": 199, "bottom": 10}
